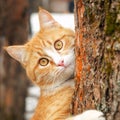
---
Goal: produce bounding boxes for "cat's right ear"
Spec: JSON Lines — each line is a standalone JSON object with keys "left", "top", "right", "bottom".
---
{"left": 4, "top": 46, "right": 27, "bottom": 66}
{"left": 38, "top": 8, "right": 61, "bottom": 29}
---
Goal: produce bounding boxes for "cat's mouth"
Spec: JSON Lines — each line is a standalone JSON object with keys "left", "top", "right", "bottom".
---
{"left": 57, "top": 62, "right": 72, "bottom": 68}
{"left": 57, "top": 70, "right": 74, "bottom": 87}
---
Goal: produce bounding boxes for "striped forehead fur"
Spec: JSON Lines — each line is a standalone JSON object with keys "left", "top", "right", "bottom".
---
{"left": 27, "top": 33, "right": 74, "bottom": 52}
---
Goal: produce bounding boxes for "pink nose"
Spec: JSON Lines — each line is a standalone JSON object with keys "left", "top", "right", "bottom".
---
{"left": 57, "top": 60, "right": 64, "bottom": 66}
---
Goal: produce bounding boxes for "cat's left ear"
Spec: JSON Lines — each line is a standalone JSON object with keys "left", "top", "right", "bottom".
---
{"left": 38, "top": 8, "right": 61, "bottom": 29}
{"left": 4, "top": 46, "right": 27, "bottom": 66}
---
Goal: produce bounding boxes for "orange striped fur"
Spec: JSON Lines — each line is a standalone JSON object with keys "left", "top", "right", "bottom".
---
{"left": 32, "top": 85, "right": 74, "bottom": 120}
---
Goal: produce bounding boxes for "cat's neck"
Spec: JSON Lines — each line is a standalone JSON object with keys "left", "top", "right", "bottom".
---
{"left": 40, "top": 79, "right": 74, "bottom": 96}
{"left": 32, "top": 79, "right": 74, "bottom": 120}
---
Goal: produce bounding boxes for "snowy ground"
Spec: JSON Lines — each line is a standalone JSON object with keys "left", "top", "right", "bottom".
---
{"left": 25, "top": 13, "right": 74, "bottom": 120}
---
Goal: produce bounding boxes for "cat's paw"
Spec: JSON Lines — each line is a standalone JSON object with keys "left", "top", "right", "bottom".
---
{"left": 66, "top": 110, "right": 105, "bottom": 120}
{"left": 74, "top": 110, "right": 105, "bottom": 120}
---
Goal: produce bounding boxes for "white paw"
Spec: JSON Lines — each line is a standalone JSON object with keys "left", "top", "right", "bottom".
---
{"left": 73, "top": 110, "right": 105, "bottom": 120}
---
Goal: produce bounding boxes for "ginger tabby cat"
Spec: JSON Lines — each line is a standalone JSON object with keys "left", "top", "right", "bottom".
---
{"left": 5, "top": 8, "right": 105, "bottom": 120}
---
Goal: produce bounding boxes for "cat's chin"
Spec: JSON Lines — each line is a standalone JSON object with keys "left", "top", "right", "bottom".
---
{"left": 40, "top": 78, "right": 74, "bottom": 95}
{"left": 58, "top": 63, "right": 74, "bottom": 80}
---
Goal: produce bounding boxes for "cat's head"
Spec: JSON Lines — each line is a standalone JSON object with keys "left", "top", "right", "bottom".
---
{"left": 5, "top": 8, "right": 75, "bottom": 89}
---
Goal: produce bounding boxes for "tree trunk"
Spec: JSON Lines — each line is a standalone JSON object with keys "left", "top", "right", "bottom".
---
{"left": 0, "top": 0, "right": 29, "bottom": 120}
{"left": 72, "top": 0, "right": 120, "bottom": 120}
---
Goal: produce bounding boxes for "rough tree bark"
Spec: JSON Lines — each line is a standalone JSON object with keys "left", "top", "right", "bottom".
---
{"left": 0, "top": 0, "right": 29, "bottom": 120}
{"left": 72, "top": 0, "right": 120, "bottom": 120}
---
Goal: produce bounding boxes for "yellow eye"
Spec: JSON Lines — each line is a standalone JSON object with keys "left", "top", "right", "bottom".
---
{"left": 39, "top": 58, "right": 49, "bottom": 66}
{"left": 54, "top": 40, "right": 63, "bottom": 50}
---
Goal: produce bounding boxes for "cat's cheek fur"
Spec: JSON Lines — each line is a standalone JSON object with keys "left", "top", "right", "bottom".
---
{"left": 64, "top": 52, "right": 75, "bottom": 67}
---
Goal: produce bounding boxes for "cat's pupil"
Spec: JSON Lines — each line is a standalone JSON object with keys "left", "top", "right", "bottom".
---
{"left": 39, "top": 58, "right": 49, "bottom": 66}
{"left": 54, "top": 40, "right": 63, "bottom": 50}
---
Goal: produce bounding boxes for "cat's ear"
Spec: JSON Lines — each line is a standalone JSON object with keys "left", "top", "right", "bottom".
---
{"left": 38, "top": 8, "right": 61, "bottom": 29}
{"left": 4, "top": 46, "right": 27, "bottom": 65}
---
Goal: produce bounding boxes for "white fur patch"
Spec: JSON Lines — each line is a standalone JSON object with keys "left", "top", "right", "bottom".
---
{"left": 44, "top": 48, "right": 74, "bottom": 67}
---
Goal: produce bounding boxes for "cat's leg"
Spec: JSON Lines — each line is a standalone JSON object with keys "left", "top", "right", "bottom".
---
{"left": 66, "top": 110, "right": 105, "bottom": 120}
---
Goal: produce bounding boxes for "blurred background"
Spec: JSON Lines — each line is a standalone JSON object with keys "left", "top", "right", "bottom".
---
{"left": 0, "top": 0, "right": 74, "bottom": 120}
